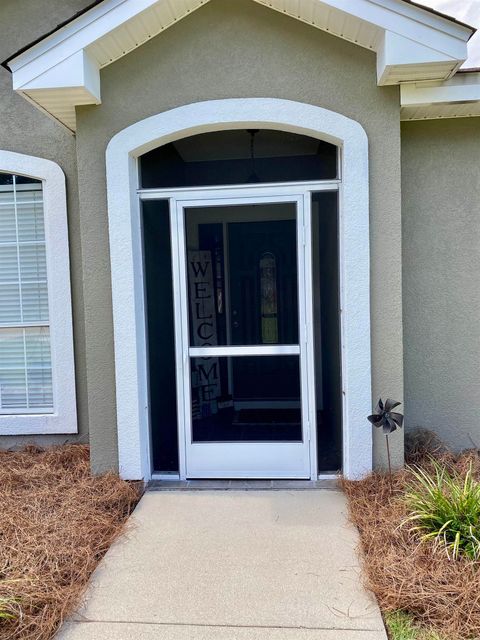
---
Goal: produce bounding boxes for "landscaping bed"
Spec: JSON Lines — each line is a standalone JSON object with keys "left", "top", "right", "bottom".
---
{"left": 0, "top": 445, "right": 141, "bottom": 640}
{"left": 342, "top": 449, "right": 480, "bottom": 640}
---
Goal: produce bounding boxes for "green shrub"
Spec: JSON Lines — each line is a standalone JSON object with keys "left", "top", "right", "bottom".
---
{"left": 404, "top": 459, "right": 480, "bottom": 560}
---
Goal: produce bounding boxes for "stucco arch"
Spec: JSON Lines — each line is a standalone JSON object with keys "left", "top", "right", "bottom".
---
{"left": 105, "top": 97, "right": 371, "bottom": 480}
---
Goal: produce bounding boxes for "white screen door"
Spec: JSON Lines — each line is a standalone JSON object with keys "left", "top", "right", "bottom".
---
{"left": 174, "top": 193, "right": 311, "bottom": 478}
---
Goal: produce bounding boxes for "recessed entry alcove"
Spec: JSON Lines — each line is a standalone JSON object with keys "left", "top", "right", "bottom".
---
{"left": 140, "top": 128, "right": 342, "bottom": 478}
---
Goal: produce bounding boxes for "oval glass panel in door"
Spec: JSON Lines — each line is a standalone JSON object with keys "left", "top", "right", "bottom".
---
{"left": 260, "top": 251, "right": 278, "bottom": 344}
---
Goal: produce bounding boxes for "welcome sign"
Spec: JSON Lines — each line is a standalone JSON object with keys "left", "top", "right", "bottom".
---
{"left": 188, "top": 251, "right": 221, "bottom": 414}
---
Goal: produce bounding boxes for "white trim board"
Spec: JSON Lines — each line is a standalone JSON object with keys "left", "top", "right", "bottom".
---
{"left": 401, "top": 71, "right": 480, "bottom": 120}
{"left": 0, "top": 151, "right": 77, "bottom": 435}
{"left": 4, "top": 0, "right": 473, "bottom": 130}
{"left": 105, "top": 97, "right": 372, "bottom": 481}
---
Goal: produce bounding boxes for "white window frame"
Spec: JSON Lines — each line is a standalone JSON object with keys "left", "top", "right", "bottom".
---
{"left": 105, "top": 98, "right": 372, "bottom": 481}
{"left": 0, "top": 150, "right": 77, "bottom": 434}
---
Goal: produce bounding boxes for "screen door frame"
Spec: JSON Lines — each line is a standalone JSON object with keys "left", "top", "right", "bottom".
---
{"left": 176, "top": 191, "right": 309, "bottom": 478}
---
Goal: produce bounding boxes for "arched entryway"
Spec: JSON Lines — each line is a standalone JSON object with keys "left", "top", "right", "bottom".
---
{"left": 106, "top": 98, "right": 371, "bottom": 481}
{"left": 141, "top": 129, "right": 340, "bottom": 479}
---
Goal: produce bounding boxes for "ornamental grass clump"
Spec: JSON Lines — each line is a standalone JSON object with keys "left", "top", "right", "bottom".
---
{"left": 404, "top": 459, "right": 480, "bottom": 560}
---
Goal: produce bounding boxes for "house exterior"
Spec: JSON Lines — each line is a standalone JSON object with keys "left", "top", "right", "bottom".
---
{"left": 0, "top": 0, "right": 478, "bottom": 481}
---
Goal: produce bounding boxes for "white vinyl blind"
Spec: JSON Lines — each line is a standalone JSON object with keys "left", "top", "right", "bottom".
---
{"left": 0, "top": 174, "right": 53, "bottom": 413}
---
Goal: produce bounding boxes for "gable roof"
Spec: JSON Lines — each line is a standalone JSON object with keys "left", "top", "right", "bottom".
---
{"left": 2, "top": 0, "right": 476, "bottom": 131}
{"left": 1, "top": 0, "right": 474, "bottom": 70}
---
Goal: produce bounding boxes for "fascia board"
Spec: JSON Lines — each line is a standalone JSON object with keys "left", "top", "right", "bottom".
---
{"left": 401, "top": 75, "right": 480, "bottom": 106}
{"left": 8, "top": 0, "right": 154, "bottom": 65}
{"left": 368, "top": 0, "right": 473, "bottom": 40}
{"left": 295, "top": 0, "right": 471, "bottom": 58}
{"left": 9, "top": 0, "right": 208, "bottom": 86}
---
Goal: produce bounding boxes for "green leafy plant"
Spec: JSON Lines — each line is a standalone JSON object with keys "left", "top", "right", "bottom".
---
{"left": 403, "top": 459, "right": 480, "bottom": 560}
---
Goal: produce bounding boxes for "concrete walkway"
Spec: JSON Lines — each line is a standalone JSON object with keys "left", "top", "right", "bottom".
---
{"left": 57, "top": 490, "right": 387, "bottom": 639}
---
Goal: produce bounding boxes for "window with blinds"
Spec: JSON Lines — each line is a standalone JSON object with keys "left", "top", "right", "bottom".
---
{"left": 0, "top": 173, "right": 53, "bottom": 413}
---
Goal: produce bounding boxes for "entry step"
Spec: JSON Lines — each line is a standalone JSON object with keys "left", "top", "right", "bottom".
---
{"left": 148, "top": 479, "right": 339, "bottom": 491}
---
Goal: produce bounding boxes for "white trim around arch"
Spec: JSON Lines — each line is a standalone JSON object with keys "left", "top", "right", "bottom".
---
{"left": 105, "top": 97, "right": 372, "bottom": 481}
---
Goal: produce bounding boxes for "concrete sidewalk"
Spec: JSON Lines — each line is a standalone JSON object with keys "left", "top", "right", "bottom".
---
{"left": 57, "top": 490, "right": 387, "bottom": 639}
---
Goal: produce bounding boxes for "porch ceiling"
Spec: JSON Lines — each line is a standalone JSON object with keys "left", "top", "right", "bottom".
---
{"left": 2, "top": 0, "right": 476, "bottom": 131}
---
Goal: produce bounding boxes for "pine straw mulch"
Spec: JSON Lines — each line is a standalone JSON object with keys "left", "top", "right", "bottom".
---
{"left": 341, "top": 449, "right": 480, "bottom": 640}
{"left": 0, "top": 444, "right": 142, "bottom": 640}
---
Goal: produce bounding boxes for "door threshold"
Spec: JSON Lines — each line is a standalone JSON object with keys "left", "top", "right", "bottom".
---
{"left": 148, "top": 478, "right": 339, "bottom": 491}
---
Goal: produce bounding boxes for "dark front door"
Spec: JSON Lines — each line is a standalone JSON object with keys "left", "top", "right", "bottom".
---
{"left": 228, "top": 220, "right": 298, "bottom": 400}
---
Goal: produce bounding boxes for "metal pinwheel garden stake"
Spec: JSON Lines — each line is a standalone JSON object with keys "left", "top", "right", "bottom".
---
{"left": 368, "top": 398, "right": 404, "bottom": 480}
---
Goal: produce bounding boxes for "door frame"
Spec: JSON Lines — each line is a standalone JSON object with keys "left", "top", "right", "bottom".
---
{"left": 140, "top": 182, "right": 338, "bottom": 481}
{"left": 105, "top": 98, "right": 372, "bottom": 481}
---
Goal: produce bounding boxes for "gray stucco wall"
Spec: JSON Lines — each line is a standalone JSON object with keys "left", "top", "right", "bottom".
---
{"left": 402, "top": 118, "right": 480, "bottom": 451}
{"left": 0, "top": 0, "right": 92, "bottom": 449}
{"left": 75, "top": 0, "right": 404, "bottom": 473}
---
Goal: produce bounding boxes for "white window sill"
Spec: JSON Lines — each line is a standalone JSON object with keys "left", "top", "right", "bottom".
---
{"left": 0, "top": 412, "right": 77, "bottom": 435}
